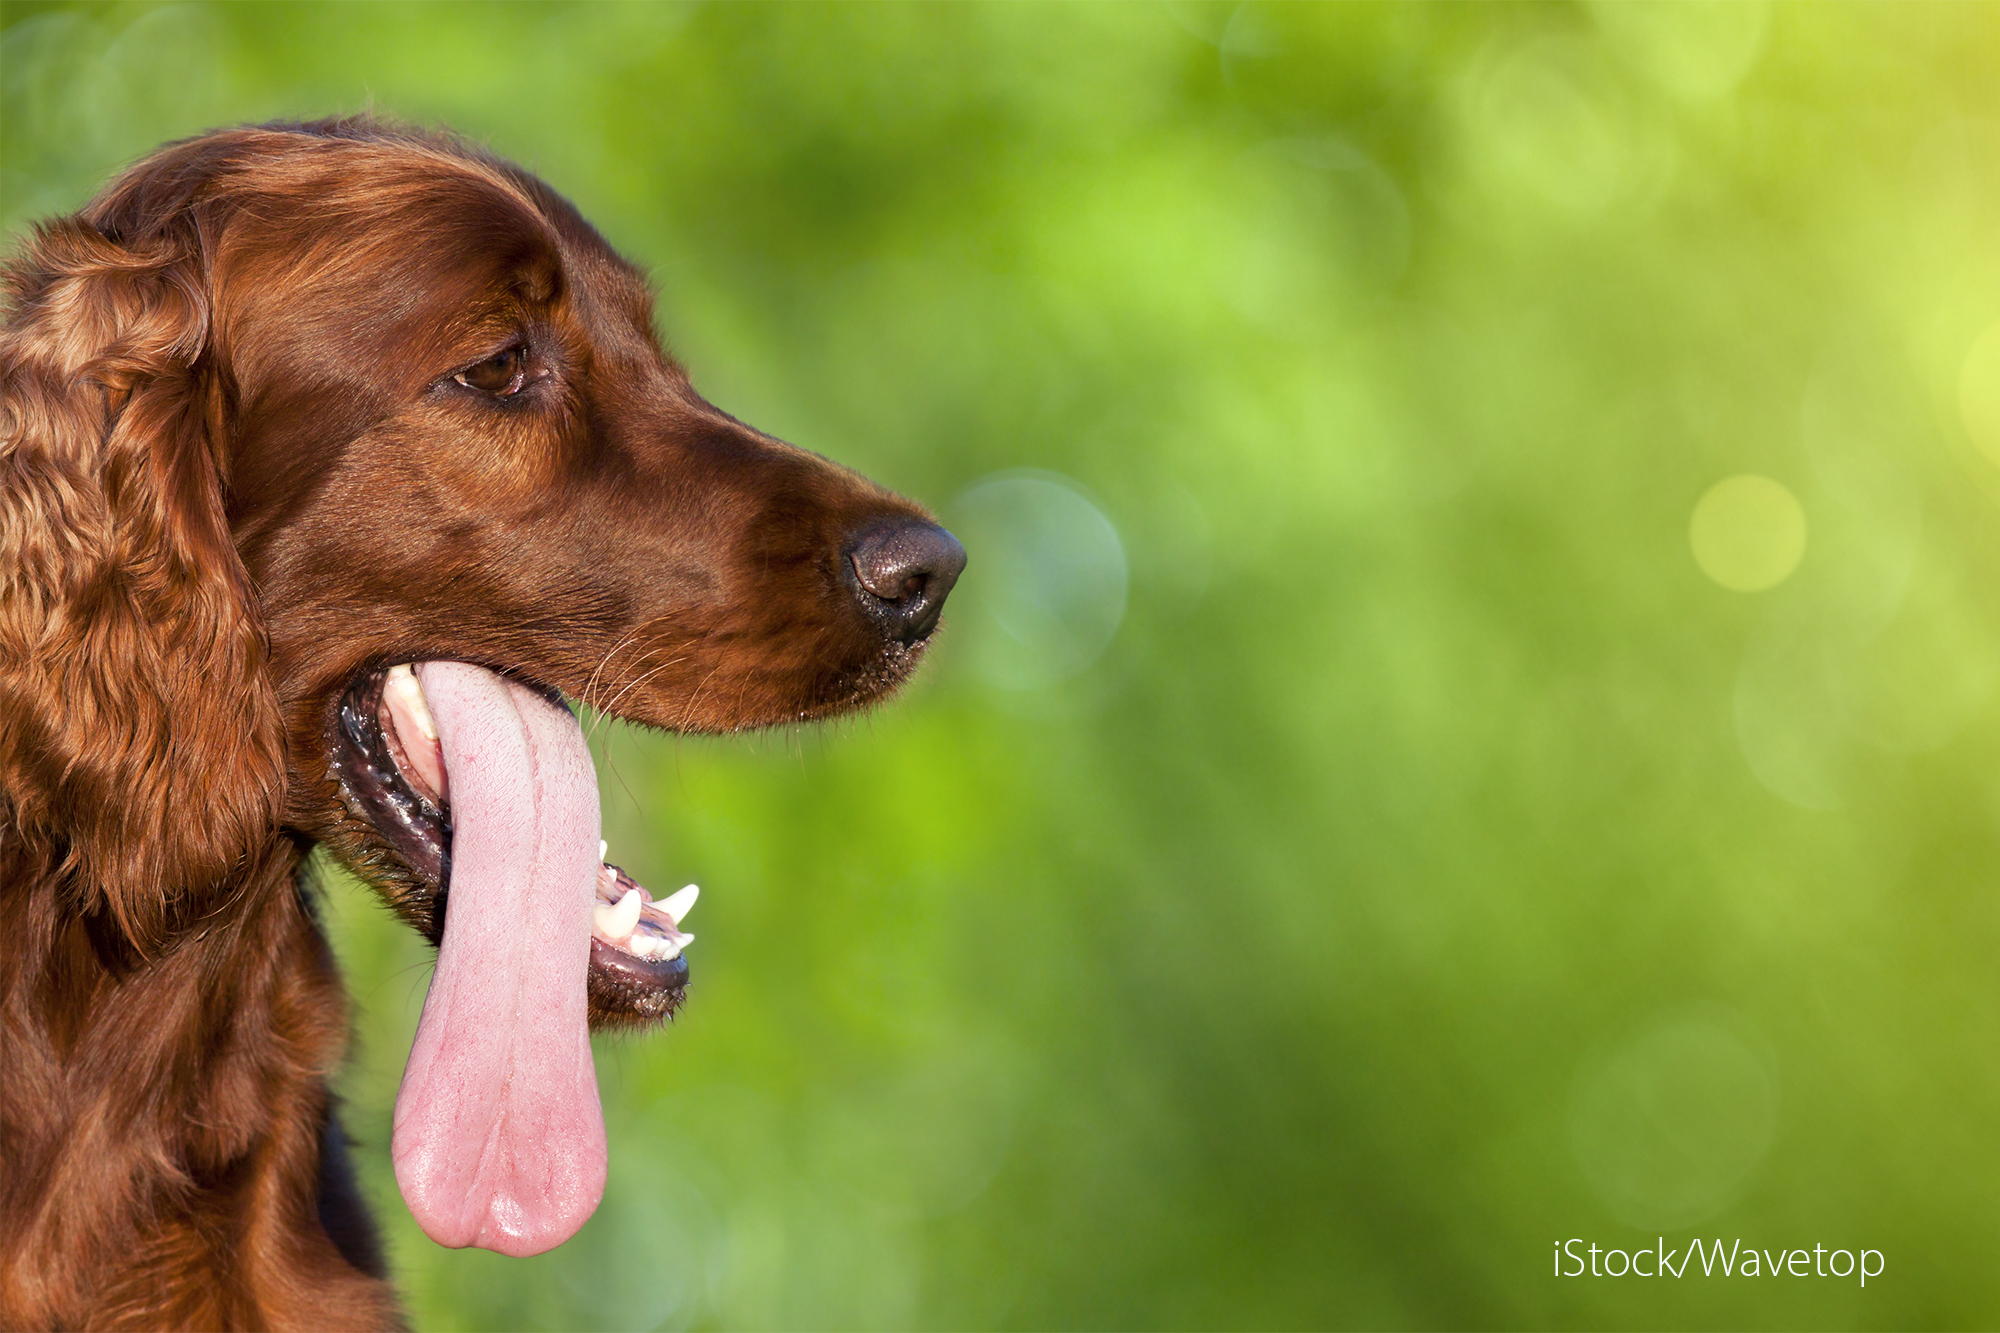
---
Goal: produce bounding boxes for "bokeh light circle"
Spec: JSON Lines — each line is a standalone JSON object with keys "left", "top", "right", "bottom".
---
{"left": 1957, "top": 320, "right": 2000, "bottom": 467}
{"left": 944, "top": 471, "right": 1128, "bottom": 691}
{"left": 1689, "top": 475, "right": 1807, "bottom": 592}
{"left": 1568, "top": 1018, "right": 1778, "bottom": 1229}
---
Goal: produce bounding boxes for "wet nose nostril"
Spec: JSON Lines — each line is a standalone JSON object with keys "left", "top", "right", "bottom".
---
{"left": 847, "top": 519, "right": 967, "bottom": 642}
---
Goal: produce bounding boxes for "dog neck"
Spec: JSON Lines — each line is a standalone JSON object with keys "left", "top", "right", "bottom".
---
{"left": 0, "top": 838, "right": 401, "bottom": 1330}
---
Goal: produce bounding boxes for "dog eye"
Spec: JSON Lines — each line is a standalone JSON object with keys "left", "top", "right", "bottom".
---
{"left": 454, "top": 346, "right": 528, "bottom": 396}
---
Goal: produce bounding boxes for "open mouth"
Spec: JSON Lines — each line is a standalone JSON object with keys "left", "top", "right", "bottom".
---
{"left": 327, "top": 659, "right": 697, "bottom": 1255}
{"left": 332, "top": 663, "right": 695, "bottom": 1018}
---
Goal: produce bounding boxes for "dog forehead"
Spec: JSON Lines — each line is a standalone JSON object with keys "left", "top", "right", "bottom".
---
{"left": 248, "top": 160, "right": 658, "bottom": 368}
{"left": 218, "top": 162, "right": 550, "bottom": 311}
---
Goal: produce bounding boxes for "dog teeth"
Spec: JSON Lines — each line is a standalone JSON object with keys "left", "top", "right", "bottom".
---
{"left": 653, "top": 884, "right": 698, "bottom": 926}
{"left": 594, "top": 888, "right": 642, "bottom": 941}
{"left": 384, "top": 664, "right": 438, "bottom": 742}
{"left": 599, "top": 839, "right": 608, "bottom": 862}
{"left": 625, "top": 931, "right": 687, "bottom": 961}
{"left": 588, "top": 872, "right": 700, "bottom": 962}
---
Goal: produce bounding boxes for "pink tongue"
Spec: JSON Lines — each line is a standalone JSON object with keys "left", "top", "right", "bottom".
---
{"left": 391, "top": 661, "right": 606, "bottom": 1256}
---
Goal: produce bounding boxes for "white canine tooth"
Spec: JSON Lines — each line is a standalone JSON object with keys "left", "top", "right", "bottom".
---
{"left": 655, "top": 884, "right": 699, "bottom": 925}
{"left": 599, "top": 839, "right": 608, "bottom": 862}
{"left": 611, "top": 888, "right": 642, "bottom": 938}
{"left": 385, "top": 663, "right": 439, "bottom": 742}
{"left": 595, "top": 889, "right": 642, "bottom": 941}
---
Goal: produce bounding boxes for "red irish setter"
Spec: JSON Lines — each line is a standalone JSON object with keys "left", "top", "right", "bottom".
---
{"left": 0, "top": 118, "right": 963, "bottom": 1330}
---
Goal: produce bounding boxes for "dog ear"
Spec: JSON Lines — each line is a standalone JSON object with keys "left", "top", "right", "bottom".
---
{"left": 0, "top": 212, "right": 285, "bottom": 953}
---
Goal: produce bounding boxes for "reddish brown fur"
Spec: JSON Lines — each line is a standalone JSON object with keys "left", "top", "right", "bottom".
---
{"left": 1, "top": 119, "right": 944, "bottom": 1329}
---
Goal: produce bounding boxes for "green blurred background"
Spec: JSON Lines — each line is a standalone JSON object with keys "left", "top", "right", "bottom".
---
{"left": 9, "top": 2, "right": 2000, "bottom": 1327}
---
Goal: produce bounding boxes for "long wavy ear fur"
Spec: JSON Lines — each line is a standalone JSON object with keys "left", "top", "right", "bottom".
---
{"left": 0, "top": 205, "right": 285, "bottom": 955}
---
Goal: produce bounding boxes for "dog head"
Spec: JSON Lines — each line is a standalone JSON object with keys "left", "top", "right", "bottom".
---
{"left": 0, "top": 117, "right": 963, "bottom": 1255}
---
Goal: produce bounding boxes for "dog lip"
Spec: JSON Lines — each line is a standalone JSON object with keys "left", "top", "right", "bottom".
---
{"left": 332, "top": 667, "right": 452, "bottom": 908}
{"left": 588, "top": 938, "right": 688, "bottom": 1014}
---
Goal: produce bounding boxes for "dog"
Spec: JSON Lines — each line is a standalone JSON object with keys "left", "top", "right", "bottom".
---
{"left": 0, "top": 117, "right": 964, "bottom": 1330}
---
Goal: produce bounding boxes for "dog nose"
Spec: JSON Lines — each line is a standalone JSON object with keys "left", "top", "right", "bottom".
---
{"left": 848, "top": 519, "right": 967, "bottom": 642}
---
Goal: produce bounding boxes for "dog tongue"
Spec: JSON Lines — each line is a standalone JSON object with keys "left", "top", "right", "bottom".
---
{"left": 391, "top": 661, "right": 606, "bottom": 1256}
